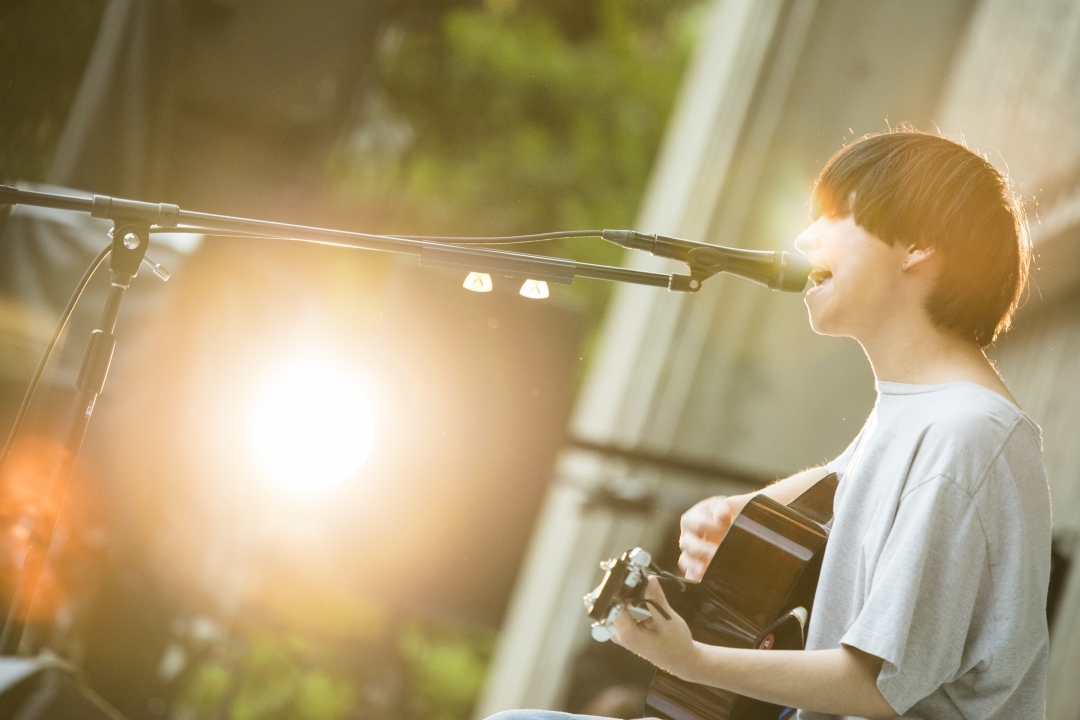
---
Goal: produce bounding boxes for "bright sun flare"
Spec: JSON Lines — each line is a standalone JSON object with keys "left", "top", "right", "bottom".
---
{"left": 251, "top": 361, "right": 375, "bottom": 491}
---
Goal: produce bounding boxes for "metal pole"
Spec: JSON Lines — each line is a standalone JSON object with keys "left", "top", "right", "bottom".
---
{"left": 0, "top": 222, "right": 148, "bottom": 654}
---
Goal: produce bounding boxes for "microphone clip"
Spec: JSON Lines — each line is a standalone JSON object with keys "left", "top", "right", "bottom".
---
{"left": 685, "top": 245, "right": 728, "bottom": 283}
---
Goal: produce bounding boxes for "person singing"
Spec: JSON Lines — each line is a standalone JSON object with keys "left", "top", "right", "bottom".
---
{"left": 488, "top": 129, "right": 1051, "bottom": 720}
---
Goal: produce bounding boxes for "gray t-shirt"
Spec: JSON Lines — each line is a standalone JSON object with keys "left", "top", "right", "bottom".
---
{"left": 800, "top": 381, "right": 1051, "bottom": 720}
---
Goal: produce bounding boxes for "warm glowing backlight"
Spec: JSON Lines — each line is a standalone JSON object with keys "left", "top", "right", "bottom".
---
{"left": 251, "top": 361, "right": 375, "bottom": 491}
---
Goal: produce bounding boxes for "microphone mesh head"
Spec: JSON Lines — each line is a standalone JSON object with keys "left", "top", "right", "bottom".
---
{"left": 775, "top": 252, "right": 810, "bottom": 292}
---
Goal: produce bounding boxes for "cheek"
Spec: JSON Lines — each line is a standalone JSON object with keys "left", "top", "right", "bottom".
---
{"left": 840, "top": 269, "right": 889, "bottom": 311}
{"left": 814, "top": 258, "right": 895, "bottom": 327}
{"left": 836, "top": 245, "right": 897, "bottom": 298}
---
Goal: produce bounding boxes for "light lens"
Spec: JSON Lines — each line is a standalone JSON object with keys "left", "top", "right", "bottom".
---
{"left": 519, "top": 279, "right": 549, "bottom": 299}
{"left": 463, "top": 272, "right": 493, "bottom": 292}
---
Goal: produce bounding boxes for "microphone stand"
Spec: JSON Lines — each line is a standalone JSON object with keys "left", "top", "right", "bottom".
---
{"left": 0, "top": 184, "right": 807, "bottom": 654}
{"left": 0, "top": 186, "right": 681, "bottom": 655}
{"left": 0, "top": 204, "right": 152, "bottom": 654}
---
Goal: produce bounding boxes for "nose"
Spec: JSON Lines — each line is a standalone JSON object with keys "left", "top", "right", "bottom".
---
{"left": 794, "top": 219, "right": 823, "bottom": 257}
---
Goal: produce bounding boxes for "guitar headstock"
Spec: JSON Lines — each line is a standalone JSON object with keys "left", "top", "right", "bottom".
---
{"left": 583, "top": 548, "right": 657, "bottom": 642}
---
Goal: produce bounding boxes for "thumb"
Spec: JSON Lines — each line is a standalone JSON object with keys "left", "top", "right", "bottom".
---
{"left": 644, "top": 576, "right": 675, "bottom": 618}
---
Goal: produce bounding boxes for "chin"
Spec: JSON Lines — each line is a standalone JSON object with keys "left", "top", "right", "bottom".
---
{"left": 805, "top": 284, "right": 853, "bottom": 336}
{"left": 807, "top": 317, "right": 832, "bottom": 336}
{"left": 809, "top": 318, "right": 852, "bottom": 340}
{"left": 804, "top": 296, "right": 826, "bottom": 333}
{"left": 804, "top": 303, "right": 843, "bottom": 338}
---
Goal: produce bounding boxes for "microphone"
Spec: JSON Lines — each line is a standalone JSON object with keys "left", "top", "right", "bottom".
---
{"left": 602, "top": 230, "right": 809, "bottom": 292}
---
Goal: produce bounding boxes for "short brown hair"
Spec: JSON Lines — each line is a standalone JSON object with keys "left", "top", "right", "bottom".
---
{"left": 812, "top": 129, "right": 1030, "bottom": 347}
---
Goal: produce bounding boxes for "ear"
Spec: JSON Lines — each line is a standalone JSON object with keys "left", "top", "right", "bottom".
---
{"left": 901, "top": 244, "right": 936, "bottom": 272}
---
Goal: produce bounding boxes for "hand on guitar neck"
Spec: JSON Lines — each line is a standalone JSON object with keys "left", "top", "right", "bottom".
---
{"left": 678, "top": 466, "right": 831, "bottom": 581}
{"left": 609, "top": 575, "right": 696, "bottom": 675}
{"left": 584, "top": 468, "right": 895, "bottom": 719}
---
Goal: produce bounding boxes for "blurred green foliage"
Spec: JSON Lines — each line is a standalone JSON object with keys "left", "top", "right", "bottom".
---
{"left": 179, "top": 630, "right": 359, "bottom": 720}
{"left": 175, "top": 620, "right": 494, "bottom": 720}
{"left": 0, "top": 0, "right": 700, "bottom": 315}
{"left": 330, "top": 0, "right": 702, "bottom": 308}
{"left": 399, "top": 621, "right": 495, "bottom": 720}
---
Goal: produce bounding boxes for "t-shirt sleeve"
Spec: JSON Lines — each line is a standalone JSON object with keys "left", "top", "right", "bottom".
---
{"left": 839, "top": 475, "right": 988, "bottom": 715}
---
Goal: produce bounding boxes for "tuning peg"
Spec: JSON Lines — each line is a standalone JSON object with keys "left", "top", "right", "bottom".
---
{"left": 591, "top": 622, "right": 615, "bottom": 642}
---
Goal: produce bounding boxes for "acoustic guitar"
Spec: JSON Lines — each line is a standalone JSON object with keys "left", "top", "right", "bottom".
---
{"left": 584, "top": 473, "right": 838, "bottom": 720}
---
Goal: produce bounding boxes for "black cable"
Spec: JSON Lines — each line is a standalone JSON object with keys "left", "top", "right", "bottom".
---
{"left": 393, "top": 230, "right": 604, "bottom": 244}
{"left": 147, "top": 230, "right": 295, "bottom": 240}
{"left": 148, "top": 227, "right": 605, "bottom": 246}
{"left": 650, "top": 564, "right": 688, "bottom": 592}
{"left": 146, "top": 231, "right": 423, "bottom": 255}
{"left": 642, "top": 598, "right": 672, "bottom": 621}
{"left": 0, "top": 245, "right": 112, "bottom": 475}
{"left": 147, "top": 231, "right": 415, "bottom": 259}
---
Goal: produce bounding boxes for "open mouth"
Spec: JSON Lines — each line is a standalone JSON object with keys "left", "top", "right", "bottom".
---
{"left": 808, "top": 268, "right": 833, "bottom": 288}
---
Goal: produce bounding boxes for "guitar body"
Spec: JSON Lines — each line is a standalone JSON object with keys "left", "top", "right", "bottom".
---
{"left": 644, "top": 473, "right": 838, "bottom": 720}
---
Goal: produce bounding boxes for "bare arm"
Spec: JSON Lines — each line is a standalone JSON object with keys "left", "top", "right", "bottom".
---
{"left": 684, "top": 645, "right": 894, "bottom": 719}
{"left": 756, "top": 465, "right": 832, "bottom": 505}
{"left": 679, "top": 466, "right": 830, "bottom": 579}
{"left": 614, "top": 578, "right": 897, "bottom": 720}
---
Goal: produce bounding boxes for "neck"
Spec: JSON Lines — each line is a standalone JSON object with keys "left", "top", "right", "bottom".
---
{"left": 855, "top": 314, "right": 1016, "bottom": 404}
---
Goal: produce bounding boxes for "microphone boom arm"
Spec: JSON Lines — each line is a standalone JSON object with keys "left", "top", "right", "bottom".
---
{"left": 0, "top": 186, "right": 695, "bottom": 292}
{"left": 0, "top": 186, "right": 809, "bottom": 294}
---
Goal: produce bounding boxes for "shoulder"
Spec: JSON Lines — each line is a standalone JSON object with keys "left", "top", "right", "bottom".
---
{"left": 881, "top": 382, "right": 1043, "bottom": 495}
{"left": 883, "top": 381, "right": 1037, "bottom": 446}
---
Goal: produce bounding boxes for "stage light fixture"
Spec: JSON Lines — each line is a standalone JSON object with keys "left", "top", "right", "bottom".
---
{"left": 463, "top": 272, "right": 493, "bottom": 292}
{"left": 519, "top": 279, "right": 549, "bottom": 299}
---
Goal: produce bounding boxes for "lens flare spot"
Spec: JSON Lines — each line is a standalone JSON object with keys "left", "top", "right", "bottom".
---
{"left": 251, "top": 361, "right": 375, "bottom": 491}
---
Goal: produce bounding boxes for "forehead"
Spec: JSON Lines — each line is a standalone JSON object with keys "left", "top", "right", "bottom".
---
{"left": 811, "top": 178, "right": 855, "bottom": 219}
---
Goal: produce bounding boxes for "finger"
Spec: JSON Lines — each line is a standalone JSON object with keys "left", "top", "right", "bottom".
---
{"left": 679, "top": 505, "right": 717, "bottom": 537}
{"left": 681, "top": 500, "right": 733, "bottom": 540}
{"left": 678, "top": 531, "right": 719, "bottom": 561}
{"left": 644, "top": 576, "right": 675, "bottom": 616}
{"left": 611, "top": 605, "right": 644, "bottom": 646}
{"left": 678, "top": 534, "right": 718, "bottom": 579}
{"left": 677, "top": 556, "right": 705, "bottom": 582}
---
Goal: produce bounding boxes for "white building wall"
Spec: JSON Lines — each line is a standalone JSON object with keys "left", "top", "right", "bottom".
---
{"left": 479, "top": 0, "right": 1080, "bottom": 716}
{"left": 934, "top": 3, "right": 1080, "bottom": 716}
{"left": 473, "top": 1, "right": 790, "bottom": 714}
